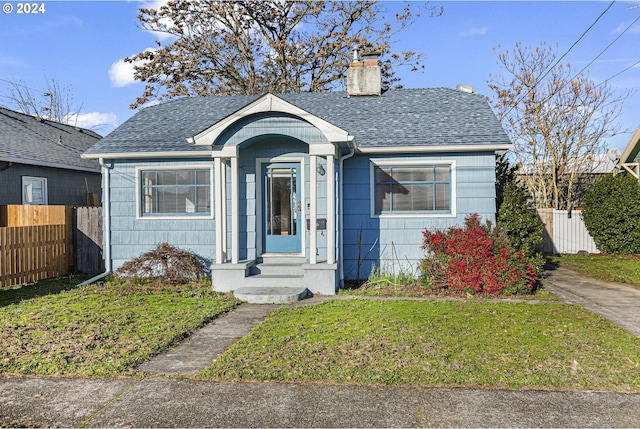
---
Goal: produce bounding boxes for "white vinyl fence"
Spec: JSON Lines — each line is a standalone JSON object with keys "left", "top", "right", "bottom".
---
{"left": 537, "top": 209, "right": 599, "bottom": 254}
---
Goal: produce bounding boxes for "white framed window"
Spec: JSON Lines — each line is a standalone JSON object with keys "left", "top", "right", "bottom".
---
{"left": 370, "top": 159, "right": 456, "bottom": 217}
{"left": 22, "top": 176, "right": 48, "bottom": 205}
{"left": 136, "top": 167, "right": 213, "bottom": 219}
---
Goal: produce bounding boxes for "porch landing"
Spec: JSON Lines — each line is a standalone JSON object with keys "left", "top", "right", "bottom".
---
{"left": 234, "top": 286, "right": 309, "bottom": 304}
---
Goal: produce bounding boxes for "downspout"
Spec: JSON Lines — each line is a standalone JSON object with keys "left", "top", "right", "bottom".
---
{"left": 338, "top": 139, "right": 356, "bottom": 288}
{"left": 78, "top": 157, "right": 112, "bottom": 286}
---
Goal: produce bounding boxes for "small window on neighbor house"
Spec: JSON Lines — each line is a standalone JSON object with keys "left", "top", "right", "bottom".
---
{"left": 22, "top": 177, "right": 48, "bottom": 205}
{"left": 141, "top": 169, "right": 211, "bottom": 216}
{"left": 374, "top": 165, "right": 451, "bottom": 214}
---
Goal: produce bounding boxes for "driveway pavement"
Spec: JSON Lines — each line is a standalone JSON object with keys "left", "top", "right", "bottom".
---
{"left": 543, "top": 265, "right": 640, "bottom": 336}
{"left": 1, "top": 266, "right": 639, "bottom": 427}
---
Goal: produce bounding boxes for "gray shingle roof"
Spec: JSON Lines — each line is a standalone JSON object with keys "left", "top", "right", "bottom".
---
{"left": 85, "top": 88, "right": 511, "bottom": 156}
{"left": 0, "top": 107, "right": 101, "bottom": 171}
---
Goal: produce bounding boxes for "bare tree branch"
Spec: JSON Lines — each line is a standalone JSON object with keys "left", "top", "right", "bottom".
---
{"left": 125, "top": 0, "right": 442, "bottom": 108}
{"left": 488, "top": 42, "right": 627, "bottom": 210}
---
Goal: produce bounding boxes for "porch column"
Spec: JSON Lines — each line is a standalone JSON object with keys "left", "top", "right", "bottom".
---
{"left": 214, "top": 156, "right": 226, "bottom": 264}
{"left": 230, "top": 156, "right": 239, "bottom": 264}
{"left": 310, "top": 154, "right": 318, "bottom": 264}
{"left": 326, "top": 155, "right": 335, "bottom": 264}
{"left": 221, "top": 159, "right": 227, "bottom": 260}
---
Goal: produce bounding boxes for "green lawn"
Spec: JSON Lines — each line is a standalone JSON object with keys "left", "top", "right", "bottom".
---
{"left": 201, "top": 298, "right": 640, "bottom": 392}
{"left": 0, "top": 276, "right": 238, "bottom": 376}
{"left": 549, "top": 254, "right": 640, "bottom": 287}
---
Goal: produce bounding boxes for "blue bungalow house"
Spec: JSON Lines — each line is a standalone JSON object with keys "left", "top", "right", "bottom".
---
{"left": 83, "top": 55, "right": 512, "bottom": 299}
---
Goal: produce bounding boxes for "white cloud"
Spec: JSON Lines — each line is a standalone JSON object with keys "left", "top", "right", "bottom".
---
{"left": 67, "top": 112, "right": 118, "bottom": 131}
{"left": 109, "top": 57, "right": 139, "bottom": 88}
{"left": 614, "top": 20, "right": 640, "bottom": 34}
{"left": 138, "top": 0, "right": 177, "bottom": 42}
{"left": 459, "top": 27, "right": 489, "bottom": 37}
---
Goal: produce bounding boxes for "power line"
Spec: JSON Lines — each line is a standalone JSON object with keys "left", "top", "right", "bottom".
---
{"left": 573, "top": 14, "right": 640, "bottom": 82}
{"left": 598, "top": 58, "right": 640, "bottom": 87}
{"left": 545, "top": 0, "right": 617, "bottom": 77}
{"left": 498, "top": 1, "right": 616, "bottom": 119}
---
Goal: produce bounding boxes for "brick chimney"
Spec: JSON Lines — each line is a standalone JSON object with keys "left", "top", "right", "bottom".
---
{"left": 347, "top": 49, "right": 381, "bottom": 96}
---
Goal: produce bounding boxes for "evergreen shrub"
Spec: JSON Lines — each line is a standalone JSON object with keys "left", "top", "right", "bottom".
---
{"left": 582, "top": 174, "right": 640, "bottom": 254}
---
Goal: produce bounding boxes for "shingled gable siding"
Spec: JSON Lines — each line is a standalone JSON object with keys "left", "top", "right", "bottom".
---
{"left": 341, "top": 152, "right": 497, "bottom": 281}
{"left": 107, "top": 159, "right": 216, "bottom": 271}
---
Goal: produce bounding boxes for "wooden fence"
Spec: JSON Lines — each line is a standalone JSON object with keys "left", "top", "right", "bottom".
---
{"left": 0, "top": 205, "right": 104, "bottom": 287}
{"left": 537, "top": 208, "right": 599, "bottom": 254}
{"left": 74, "top": 207, "right": 104, "bottom": 274}
{"left": 0, "top": 225, "right": 70, "bottom": 287}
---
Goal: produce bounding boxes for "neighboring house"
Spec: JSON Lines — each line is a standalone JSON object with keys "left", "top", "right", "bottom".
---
{"left": 83, "top": 55, "right": 512, "bottom": 295}
{"left": 519, "top": 153, "right": 617, "bottom": 209}
{"left": 613, "top": 125, "right": 640, "bottom": 179}
{"left": 0, "top": 107, "right": 102, "bottom": 206}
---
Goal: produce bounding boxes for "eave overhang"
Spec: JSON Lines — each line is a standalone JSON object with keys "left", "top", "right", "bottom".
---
{"left": 0, "top": 155, "right": 100, "bottom": 173}
{"left": 82, "top": 150, "right": 213, "bottom": 160}
{"left": 356, "top": 143, "right": 513, "bottom": 154}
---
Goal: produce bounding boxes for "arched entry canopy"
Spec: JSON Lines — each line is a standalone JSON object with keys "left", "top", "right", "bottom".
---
{"left": 191, "top": 93, "right": 352, "bottom": 155}
{"left": 196, "top": 93, "right": 352, "bottom": 295}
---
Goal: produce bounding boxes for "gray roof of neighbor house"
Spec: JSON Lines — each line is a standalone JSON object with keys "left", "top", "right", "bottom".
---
{"left": 84, "top": 88, "right": 511, "bottom": 156}
{"left": 0, "top": 107, "right": 101, "bottom": 172}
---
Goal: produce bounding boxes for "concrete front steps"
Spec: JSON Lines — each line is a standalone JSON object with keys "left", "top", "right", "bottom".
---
{"left": 233, "top": 256, "right": 309, "bottom": 304}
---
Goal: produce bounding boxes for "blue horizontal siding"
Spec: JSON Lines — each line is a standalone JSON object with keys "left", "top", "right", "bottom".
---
{"left": 107, "top": 159, "right": 216, "bottom": 271}
{"left": 341, "top": 152, "right": 498, "bottom": 281}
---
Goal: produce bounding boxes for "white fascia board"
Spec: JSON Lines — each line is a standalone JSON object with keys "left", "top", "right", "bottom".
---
{"left": 191, "top": 93, "right": 351, "bottom": 146}
{"left": 356, "top": 143, "right": 513, "bottom": 154}
{"left": 82, "top": 150, "right": 213, "bottom": 160}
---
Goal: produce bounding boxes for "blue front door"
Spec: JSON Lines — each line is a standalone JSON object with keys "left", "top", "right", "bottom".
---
{"left": 262, "top": 162, "right": 301, "bottom": 253}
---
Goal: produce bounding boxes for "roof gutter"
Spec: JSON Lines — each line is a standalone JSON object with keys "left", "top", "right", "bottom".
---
{"left": 78, "top": 157, "right": 112, "bottom": 286}
{"left": 82, "top": 150, "right": 213, "bottom": 160}
{"left": 0, "top": 156, "right": 99, "bottom": 173}
{"left": 356, "top": 143, "right": 513, "bottom": 154}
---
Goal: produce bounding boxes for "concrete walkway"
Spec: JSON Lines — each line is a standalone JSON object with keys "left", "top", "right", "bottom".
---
{"left": 1, "top": 267, "right": 640, "bottom": 427}
{"left": 543, "top": 265, "right": 640, "bottom": 336}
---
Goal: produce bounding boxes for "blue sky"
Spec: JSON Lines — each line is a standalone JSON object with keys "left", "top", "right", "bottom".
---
{"left": 1, "top": 1, "right": 639, "bottom": 151}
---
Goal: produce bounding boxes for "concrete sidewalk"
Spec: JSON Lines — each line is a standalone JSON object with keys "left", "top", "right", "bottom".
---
{"left": 2, "top": 267, "right": 640, "bottom": 427}
{"left": 2, "top": 375, "right": 639, "bottom": 428}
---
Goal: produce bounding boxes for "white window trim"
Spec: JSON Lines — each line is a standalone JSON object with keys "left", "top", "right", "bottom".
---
{"left": 135, "top": 165, "right": 215, "bottom": 220}
{"left": 22, "top": 176, "right": 48, "bottom": 205}
{"left": 369, "top": 159, "right": 457, "bottom": 218}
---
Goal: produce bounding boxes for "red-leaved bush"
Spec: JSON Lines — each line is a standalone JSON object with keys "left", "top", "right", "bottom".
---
{"left": 421, "top": 214, "right": 537, "bottom": 296}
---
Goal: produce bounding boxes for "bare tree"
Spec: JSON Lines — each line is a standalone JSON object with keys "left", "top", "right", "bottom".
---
{"left": 488, "top": 42, "right": 625, "bottom": 210}
{"left": 126, "top": 0, "right": 442, "bottom": 108}
{"left": 5, "top": 78, "right": 84, "bottom": 125}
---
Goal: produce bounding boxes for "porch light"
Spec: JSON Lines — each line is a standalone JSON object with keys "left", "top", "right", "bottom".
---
{"left": 316, "top": 164, "right": 326, "bottom": 176}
